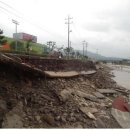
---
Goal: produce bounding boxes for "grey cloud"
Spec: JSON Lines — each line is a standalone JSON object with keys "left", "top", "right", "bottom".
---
{"left": 83, "top": 21, "right": 111, "bottom": 32}
{"left": 96, "top": 3, "right": 130, "bottom": 32}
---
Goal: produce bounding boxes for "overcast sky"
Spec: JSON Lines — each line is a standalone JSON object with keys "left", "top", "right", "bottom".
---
{"left": 0, "top": 0, "right": 130, "bottom": 59}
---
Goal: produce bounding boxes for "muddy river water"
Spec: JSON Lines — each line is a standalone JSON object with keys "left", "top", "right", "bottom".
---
{"left": 108, "top": 65, "right": 130, "bottom": 90}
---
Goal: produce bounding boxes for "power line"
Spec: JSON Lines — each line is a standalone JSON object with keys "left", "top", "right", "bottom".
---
{"left": 0, "top": 7, "right": 13, "bottom": 19}
{"left": 0, "top": 1, "right": 66, "bottom": 42}
{"left": 0, "top": 1, "right": 49, "bottom": 33}
{"left": 71, "top": 24, "right": 80, "bottom": 44}
{"left": 0, "top": 1, "right": 20, "bottom": 13}
{"left": 0, "top": 6, "right": 22, "bottom": 19}
{"left": 72, "top": 22, "right": 82, "bottom": 40}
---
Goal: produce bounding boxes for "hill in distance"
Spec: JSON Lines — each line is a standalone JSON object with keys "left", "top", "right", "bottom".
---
{"left": 76, "top": 50, "right": 124, "bottom": 61}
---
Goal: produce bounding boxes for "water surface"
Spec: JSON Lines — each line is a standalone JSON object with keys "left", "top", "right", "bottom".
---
{"left": 111, "top": 66, "right": 130, "bottom": 90}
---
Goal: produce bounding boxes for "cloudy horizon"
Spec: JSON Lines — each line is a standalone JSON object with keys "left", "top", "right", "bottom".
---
{"left": 0, "top": 0, "right": 130, "bottom": 59}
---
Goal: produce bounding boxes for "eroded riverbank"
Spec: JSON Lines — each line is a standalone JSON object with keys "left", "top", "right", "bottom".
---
{"left": 0, "top": 55, "right": 130, "bottom": 128}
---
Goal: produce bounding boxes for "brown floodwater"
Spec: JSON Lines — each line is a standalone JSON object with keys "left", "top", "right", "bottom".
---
{"left": 112, "top": 67, "right": 130, "bottom": 90}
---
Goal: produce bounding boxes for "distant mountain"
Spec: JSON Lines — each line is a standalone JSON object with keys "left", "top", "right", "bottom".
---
{"left": 76, "top": 50, "right": 123, "bottom": 61}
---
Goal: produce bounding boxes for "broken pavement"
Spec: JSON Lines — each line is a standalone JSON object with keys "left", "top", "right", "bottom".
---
{"left": 0, "top": 53, "right": 130, "bottom": 128}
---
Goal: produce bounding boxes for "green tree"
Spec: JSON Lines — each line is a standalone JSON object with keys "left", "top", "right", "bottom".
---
{"left": 76, "top": 51, "right": 80, "bottom": 58}
{"left": 0, "top": 29, "right": 7, "bottom": 45}
{"left": 26, "top": 40, "right": 33, "bottom": 54}
{"left": 47, "top": 41, "right": 56, "bottom": 52}
{"left": 57, "top": 45, "right": 64, "bottom": 52}
{"left": 10, "top": 41, "right": 15, "bottom": 50}
{"left": 63, "top": 47, "right": 68, "bottom": 57}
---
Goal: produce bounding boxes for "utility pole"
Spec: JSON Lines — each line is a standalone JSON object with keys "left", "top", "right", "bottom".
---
{"left": 86, "top": 42, "right": 88, "bottom": 57}
{"left": 96, "top": 49, "right": 98, "bottom": 55}
{"left": 82, "top": 40, "right": 88, "bottom": 59}
{"left": 70, "top": 41, "right": 71, "bottom": 48}
{"left": 96, "top": 49, "right": 99, "bottom": 60}
{"left": 12, "top": 19, "right": 19, "bottom": 51}
{"left": 82, "top": 41, "right": 85, "bottom": 57}
{"left": 65, "top": 15, "right": 73, "bottom": 59}
{"left": 82, "top": 41, "right": 87, "bottom": 56}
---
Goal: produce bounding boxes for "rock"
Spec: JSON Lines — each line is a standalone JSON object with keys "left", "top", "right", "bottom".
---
{"left": 55, "top": 116, "right": 60, "bottom": 121}
{"left": 80, "top": 70, "right": 97, "bottom": 75}
{"left": 81, "top": 102, "right": 88, "bottom": 107}
{"left": 108, "top": 103, "right": 112, "bottom": 107}
{"left": 95, "top": 118, "right": 106, "bottom": 128}
{"left": 11, "top": 102, "right": 24, "bottom": 115}
{"left": 99, "top": 111, "right": 107, "bottom": 116}
{"left": 42, "top": 114, "right": 55, "bottom": 126}
{"left": 79, "top": 78, "right": 84, "bottom": 82}
{"left": 2, "top": 113, "right": 23, "bottom": 128}
{"left": 93, "top": 92, "right": 105, "bottom": 99}
{"left": 0, "top": 99, "right": 7, "bottom": 111}
{"left": 76, "top": 90, "right": 88, "bottom": 97}
{"left": 61, "top": 116, "right": 66, "bottom": 123}
{"left": 2, "top": 102, "right": 24, "bottom": 128}
{"left": 80, "top": 107, "right": 96, "bottom": 120}
{"left": 76, "top": 124, "right": 83, "bottom": 128}
{"left": 75, "top": 90, "right": 98, "bottom": 102}
{"left": 66, "top": 116, "right": 76, "bottom": 122}
{"left": 106, "top": 94, "right": 110, "bottom": 96}
{"left": 26, "top": 80, "right": 32, "bottom": 87}
{"left": 87, "top": 112, "right": 96, "bottom": 120}
{"left": 97, "top": 89, "right": 117, "bottom": 94}
{"left": 40, "top": 94, "right": 54, "bottom": 101}
{"left": 99, "top": 115, "right": 110, "bottom": 120}
{"left": 81, "top": 81, "right": 89, "bottom": 85}
{"left": 84, "top": 95, "right": 98, "bottom": 102}
{"left": 0, "top": 99, "right": 7, "bottom": 126}
{"left": 73, "top": 122, "right": 83, "bottom": 128}
{"left": 28, "top": 116, "right": 32, "bottom": 120}
{"left": 96, "top": 65, "right": 100, "bottom": 70}
{"left": 80, "top": 106, "right": 98, "bottom": 114}
{"left": 60, "top": 89, "right": 72, "bottom": 102}
{"left": 100, "top": 102, "right": 111, "bottom": 108}
{"left": 100, "top": 103, "right": 106, "bottom": 107}
{"left": 90, "top": 84, "right": 96, "bottom": 89}
{"left": 35, "top": 116, "right": 41, "bottom": 122}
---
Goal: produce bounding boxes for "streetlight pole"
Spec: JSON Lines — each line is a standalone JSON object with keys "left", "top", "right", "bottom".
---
{"left": 12, "top": 19, "right": 19, "bottom": 51}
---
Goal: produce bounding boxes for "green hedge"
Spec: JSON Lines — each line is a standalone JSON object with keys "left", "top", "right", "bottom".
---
{"left": 4, "top": 37, "right": 48, "bottom": 55}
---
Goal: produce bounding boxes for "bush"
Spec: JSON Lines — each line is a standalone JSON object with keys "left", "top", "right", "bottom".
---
{"left": 10, "top": 41, "right": 25, "bottom": 52}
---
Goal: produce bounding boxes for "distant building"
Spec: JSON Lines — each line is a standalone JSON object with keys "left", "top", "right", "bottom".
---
{"left": 13, "top": 32, "right": 37, "bottom": 43}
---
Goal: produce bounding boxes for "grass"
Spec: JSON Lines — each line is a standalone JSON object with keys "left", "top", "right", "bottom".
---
{"left": 4, "top": 36, "right": 47, "bottom": 55}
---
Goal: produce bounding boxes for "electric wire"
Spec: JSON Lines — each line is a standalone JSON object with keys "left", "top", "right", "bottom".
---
{"left": 0, "top": 1, "right": 66, "bottom": 42}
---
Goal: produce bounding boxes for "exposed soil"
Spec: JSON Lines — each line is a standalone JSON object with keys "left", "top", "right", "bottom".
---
{"left": 0, "top": 55, "right": 129, "bottom": 128}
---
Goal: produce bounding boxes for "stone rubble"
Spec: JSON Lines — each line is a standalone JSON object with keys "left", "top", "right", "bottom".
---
{"left": 0, "top": 61, "right": 129, "bottom": 128}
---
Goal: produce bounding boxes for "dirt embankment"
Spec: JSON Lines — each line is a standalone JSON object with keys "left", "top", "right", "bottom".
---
{"left": 19, "top": 55, "right": 96, "bottom": 71}
{"left": 0, "top": 57, "right": 129, "bottom": 128}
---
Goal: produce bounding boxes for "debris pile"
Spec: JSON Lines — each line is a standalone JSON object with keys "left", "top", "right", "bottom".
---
{"left": 0, "top": 53, "right": 129, "bottom": 128}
